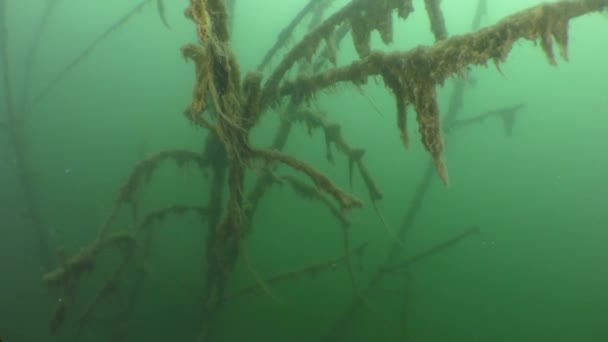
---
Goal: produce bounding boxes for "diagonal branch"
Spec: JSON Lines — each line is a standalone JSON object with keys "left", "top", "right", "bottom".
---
{"left": 381, "top": 226, "right": 481, "bottom": 275}
{"left": 447, "top": 103, "right": 526, "bottom": 136}
{"left": 222, "top": 243, "right": 367, "bottom": 302}
{"left": 257, "top": 0, "right": 330, "bottom": 72}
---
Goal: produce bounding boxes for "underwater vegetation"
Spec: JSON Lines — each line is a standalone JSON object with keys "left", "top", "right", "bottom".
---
{"left": 1, "top": 0, "right": 607, "bottom": 341}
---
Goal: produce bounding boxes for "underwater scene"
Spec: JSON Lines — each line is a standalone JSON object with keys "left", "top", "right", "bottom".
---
{"left": 1, "top": 0, "right": 607, "bottom": 341}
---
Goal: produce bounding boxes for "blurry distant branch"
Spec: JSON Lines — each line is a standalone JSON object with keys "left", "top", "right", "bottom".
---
{"left": 19, "top": 0, "right": 60, "bottom": 111}
{"left": 31, "top": 0, "right": 157, "bottom": 107}
{"left": 0, "top": 0, "right": 55, "bottom": 270}
{"left": 222, "top": 243, "right": 368, "bottom": 302}
{"left": 381, "top": 226, "right": 480, "bottom": 275}
{"left": 446, "top": 103, "right": 526, "bottom": 136}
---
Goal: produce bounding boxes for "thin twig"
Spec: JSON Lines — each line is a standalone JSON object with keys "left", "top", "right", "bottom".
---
{"left": 447, "top": 103, "right": 526, "bottom": 136}
{"left": 257, "top": 0, "right": 327, "bottom": 71}
{"left": 382, "top": 226, "right": 481, "bottom": 274}
{"left": 222, "top": 243, "right": 368, "bottom": 302}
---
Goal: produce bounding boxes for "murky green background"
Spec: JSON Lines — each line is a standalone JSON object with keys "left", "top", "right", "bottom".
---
{"left": 1, "top": 0, "right": 607, "bottom": 341}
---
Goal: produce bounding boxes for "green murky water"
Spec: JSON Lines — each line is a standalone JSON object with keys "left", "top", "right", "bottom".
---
{"left": 1, "top": 1, "right": 607, "bottom": 341}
